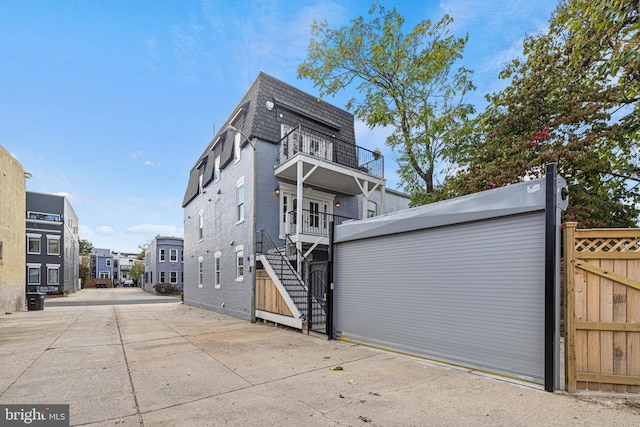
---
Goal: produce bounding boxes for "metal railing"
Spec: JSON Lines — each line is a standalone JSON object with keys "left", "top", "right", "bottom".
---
{"left": 277, "top": 124, "right": 384, "bottom": 178}
{"left": 256, "top": 229, "right": 302, "bottom": 282}
{"left": 286, "top": 210, "right": 354, "bottom": 237}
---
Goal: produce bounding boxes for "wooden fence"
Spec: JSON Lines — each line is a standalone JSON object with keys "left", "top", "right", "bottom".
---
{"left": 256, "top": 269, "right": 293, "bottom": 317}
{"left": 564, "top": 222, "right": 640, "bottom": 393}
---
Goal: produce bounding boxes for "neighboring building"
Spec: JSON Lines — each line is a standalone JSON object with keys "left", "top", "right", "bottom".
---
{"left": 112, "top": 251, "right": 143, "bottom": 285}
{"left": 144, "top": 236, "right": 184, "bottom": 292}
{"left": 0, "top": 146, "right": 27, "bottom": 314}
{"left": 26, "top": 192, "right": 80, "bottom": 294}
{"left": 182, "top": 72, "right": 408, "bottom": 325}
{"left": 91, "top": 248, "right": 113, "bottom": 280}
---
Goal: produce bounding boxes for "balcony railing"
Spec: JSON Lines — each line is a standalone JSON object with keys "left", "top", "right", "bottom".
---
{"left": 277, "top": 124, "right": 384, "bottom": 178}
{"left": 286, "top": 209, "right": 354, "bottom": 238}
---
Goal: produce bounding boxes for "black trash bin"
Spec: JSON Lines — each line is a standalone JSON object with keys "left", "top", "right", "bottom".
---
{"left": 26, "top": 292, "right": 45, "bottom": 311}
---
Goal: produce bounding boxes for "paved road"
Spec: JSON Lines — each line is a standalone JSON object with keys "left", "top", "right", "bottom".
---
{"left": 1, "top": 288, "right": 638, "bottom": 426}
{"left": 45, "top": 287, "right": 180, "bottom": 306}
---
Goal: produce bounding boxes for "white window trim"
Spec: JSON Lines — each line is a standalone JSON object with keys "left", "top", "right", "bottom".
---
{"left": 159, "top": 249, "right": 166, "bottom": 262}
{"left": 160, "top": 271, "right": 166, "bottom": 283}
{"left": 214, "top": 155, "right": 221, "bottom": 182}
{"left": 234, "top": 131, "right": 242, "bottom": 163}
{"left": 27, "top": 263, "right": 41, "bottom": 284}
{"left": 27, "top": 234, "right": 41, "bottom": 254}
{"left": 278, "top": 182, "right": 335, "bottom": 239}
{"left": 170, "top": 249, "right": 178, "bottom": 262}
{"left": 236, "top": 176, "right": 245, "bottom": 224}
{"left": 169, "top": 271, "right": 178, "bottom": 284}
{"left": 235, "top": 245, "right": 244, "bottom": 282}
{"left": 46, "top": 265, "right": 60, "bottom": 285}
{"left": 214, "top": 251, "right": 221, "bottom": 289}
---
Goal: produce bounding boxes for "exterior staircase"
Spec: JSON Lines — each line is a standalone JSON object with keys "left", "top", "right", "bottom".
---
{"left": 261, "top": 247, "right": 309, "bottom": 320}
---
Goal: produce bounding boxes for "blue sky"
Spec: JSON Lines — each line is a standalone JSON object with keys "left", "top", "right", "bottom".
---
{"left": 1, "top": 0, "right": 557, "bottom": 253}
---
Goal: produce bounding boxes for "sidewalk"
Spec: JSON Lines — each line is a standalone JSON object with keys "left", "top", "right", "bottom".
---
{"left": 1, "top": 288, "right": 638, "bottom": 426}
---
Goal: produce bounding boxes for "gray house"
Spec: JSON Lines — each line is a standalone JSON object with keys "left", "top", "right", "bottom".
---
{"left": 182, "top": 72, "right": 408, "bottom": 327}
{"left": 26, "top": 191, "right": 79, "bottom": 294}
{"left": 144, "top": 236, "right": 184, "bottom": 292}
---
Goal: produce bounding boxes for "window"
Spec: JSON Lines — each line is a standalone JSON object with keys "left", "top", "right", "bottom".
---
{"left": 47, "top": 266, "right": 59, "bottom": 285}
{"left": 234, "top": 131, "right": 242, "bottom": 162}
{"left": 28, "top": 264, "right": 41, "bottom": 284}
{"left": 160, "top": 271, "right": 166, "bottom": 283}
{"left": 106, "top": 258, "right": 111, "bottom": 267}
{"left": 235, "top": 246, "right": 244, "bottom": 281}
{"left": 367, "top": 200, "right": 378, "bottom": 218}
{"left": 170, "top": 249, "right": 178, "bottom": 262}
{"left": 214, "top": 155, "right": 221, "bottom": 182}
{"left": 236, "top": 177, "right": 244, "bottom": 223}
{"left": 27, "top": 212, "right": 61, "bottom": 222}
{"left": 160, "top": 249, "right": 166, "bottom": 262}
{"left": 170, "top": 271, "right": 178, "bottom": 284}
{"left": 198, "top": 256, "right": 203, "bottom": 288}
{"left": 199, "top": 210, "right": 204, "bottom": 241}
{"left": 28, "top": 235, "right": 41, "bottom": 254}
{"left": 214, "top": 252, "right": 221, "bottom": 288}
{"left": 47, "top": 237, "right": 60, "bottom": 255}
{"left": 0, "top": 241, "right": 3, "bottom": 264}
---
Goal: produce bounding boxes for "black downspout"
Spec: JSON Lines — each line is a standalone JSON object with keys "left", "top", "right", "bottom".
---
{"left": 327, "top": 221, "right": 334, "bottom": 340}
{"left": 544, "top": 163, "right": 557, "bottom": 392}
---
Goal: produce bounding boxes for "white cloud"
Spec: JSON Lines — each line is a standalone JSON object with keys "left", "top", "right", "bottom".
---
{"left": 52, "top": 191, "right": 83, "bottom": 204}
{"left": 129, "top": 150, "right": 144, "bottom": 160}
{"left": 144, "top": 160, "right": 154, "bottom": 166}
{"left": 96, "top": 225, "right": 116, "bottom": 235}
{"left": 78, "top": 224, "right": 94, "bottom": 238}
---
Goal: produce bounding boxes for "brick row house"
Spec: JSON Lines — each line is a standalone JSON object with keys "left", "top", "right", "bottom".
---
{"left": 182, "top": 73, "right": 408, "bottom": 329}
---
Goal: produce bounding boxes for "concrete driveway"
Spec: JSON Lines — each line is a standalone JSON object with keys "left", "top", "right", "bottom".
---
{"left": 1, "top": 288, "right": 638, "bottom": 426}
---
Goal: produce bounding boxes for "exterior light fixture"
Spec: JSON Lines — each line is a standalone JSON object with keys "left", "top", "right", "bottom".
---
{"left": 266, "top": 100, "right": 274, "bottom": 111}
{"left": 274, "top": 188, "right": 280, "bottom": 196}
{"left": 335, "top": 202, "right": 341, "bottom": 208}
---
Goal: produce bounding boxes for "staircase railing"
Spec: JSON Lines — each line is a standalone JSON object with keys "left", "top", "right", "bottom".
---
{"left": 256, "top": 229, "right": 303, "bottom": 286}
{"left": 256, "top": 229, "right": 327, "bottom": 327}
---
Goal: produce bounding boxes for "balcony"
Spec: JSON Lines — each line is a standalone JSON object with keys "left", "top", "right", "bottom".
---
{"left": 275, "top": 125, "right": 384, "bottom": 195}
{"left": 286, "top": 209, "right": 354, "bottom": 244}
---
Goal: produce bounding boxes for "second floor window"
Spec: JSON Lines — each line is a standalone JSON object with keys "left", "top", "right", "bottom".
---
{"left": 199, "top": 210, "right": 204, "bottom": 241}
{"left": 28, "top": 235, "right": 41, "bottom": 254}
{"left": 236, "top": 177, "right": 244, "bottom": 223}
{"left": 170, "top": 249, "right": 178, "bottom": 262}
{"left": 160, "top": 249, "right": 166, "bottom": 262}
{"left": 47, "top": 237, "right": 60, "bottom": 255}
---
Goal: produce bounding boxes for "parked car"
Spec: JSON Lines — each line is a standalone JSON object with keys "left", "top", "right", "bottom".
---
{"left": 122, "top": 279, "right": 135, "bottom": 287}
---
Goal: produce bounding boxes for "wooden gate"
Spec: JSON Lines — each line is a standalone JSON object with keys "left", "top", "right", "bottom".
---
{"left": 564, "top": 222, "right": 640, "bottom": 393}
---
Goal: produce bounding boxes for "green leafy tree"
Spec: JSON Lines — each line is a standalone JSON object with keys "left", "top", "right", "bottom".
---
{"left": 79, "top": 239, "right": 93, "bottom": 255}
{"left": 449, "top": 0, "right": 639, "bottom": 227}
{"left": 298, "top": 3, "right": 475, "bottom": 202}
{"left": 129, "top": 262, "right": 145, "bottom": 286}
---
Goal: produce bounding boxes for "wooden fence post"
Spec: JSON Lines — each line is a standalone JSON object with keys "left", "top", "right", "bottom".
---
{"left": 563, "top": 222, "right": 578, "bottom": 392}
